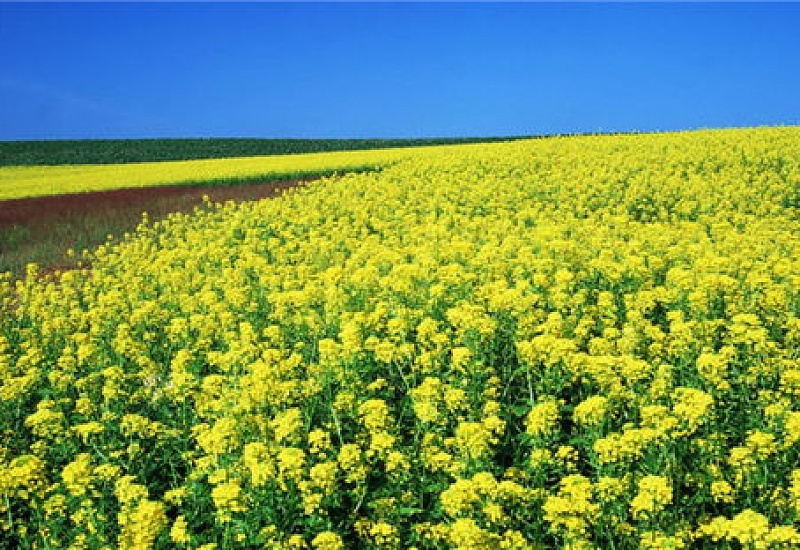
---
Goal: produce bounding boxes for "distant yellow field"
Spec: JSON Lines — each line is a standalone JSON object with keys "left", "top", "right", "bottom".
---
{"left": 0, "top": 143, "right": 471, "bottom": 200}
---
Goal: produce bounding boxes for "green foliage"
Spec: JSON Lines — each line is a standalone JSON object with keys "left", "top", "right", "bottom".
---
{"left": 0, "top": 137, "right": 528, "bottom": 166}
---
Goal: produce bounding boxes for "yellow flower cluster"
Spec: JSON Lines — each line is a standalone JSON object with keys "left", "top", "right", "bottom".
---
{"left": 2, "top": 126, "right": 800, "bottom": 547}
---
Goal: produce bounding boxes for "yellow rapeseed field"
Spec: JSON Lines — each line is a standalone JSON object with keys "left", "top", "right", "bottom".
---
{"left": 0, "top": 145, "right": 448, "bottom": 201}
{"left": 2, "top": 126, "right": 800, "bottom": 549}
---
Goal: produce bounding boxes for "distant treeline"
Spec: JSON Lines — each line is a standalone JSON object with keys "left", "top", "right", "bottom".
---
{"left": 0, "top": 137, "right": 533, "bottom": 166}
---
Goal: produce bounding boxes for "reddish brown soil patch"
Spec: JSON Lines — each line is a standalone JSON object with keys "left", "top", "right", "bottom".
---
{"left": 0, "top": 179, "right": 305, "bottom": 226}
{"left": 0, "top": 178, "right": 310, "bottom": 276}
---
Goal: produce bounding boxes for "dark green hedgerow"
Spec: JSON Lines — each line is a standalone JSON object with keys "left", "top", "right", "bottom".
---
{"left": 0, "top": 137, "right": 530, "bottom": 166}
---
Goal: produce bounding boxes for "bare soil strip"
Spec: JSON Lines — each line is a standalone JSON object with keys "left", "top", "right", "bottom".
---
{"left": 0, "top": 178, "right": 309, "bottom": 276}
{"left": 0, "top": 179, "right": 306, "bottom": 226}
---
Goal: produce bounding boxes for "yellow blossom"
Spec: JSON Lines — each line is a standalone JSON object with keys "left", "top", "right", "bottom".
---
{"left": 525, "top": 399, "right": 561, "bottom": 438}
{"left": 630, "top": 476, "right": 672, "bottom": 519}
{"left": 312, "top": 531, "right": 345, "bottom": 550}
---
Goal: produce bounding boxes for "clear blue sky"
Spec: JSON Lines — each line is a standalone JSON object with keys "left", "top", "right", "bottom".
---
{"left": 1, "top": 2, "right": 798, "bottom": 140}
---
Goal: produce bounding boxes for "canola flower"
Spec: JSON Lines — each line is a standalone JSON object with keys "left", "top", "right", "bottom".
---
{"left": 0, "top": 142, "right": 478, "bottom": 200}
{"left": 1, "top": 126, "right": 800, "bottom": 548}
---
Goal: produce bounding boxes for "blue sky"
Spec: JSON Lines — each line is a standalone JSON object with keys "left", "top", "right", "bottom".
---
{"left": 1, "top": 2, "right": 798, "bottom": 140}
